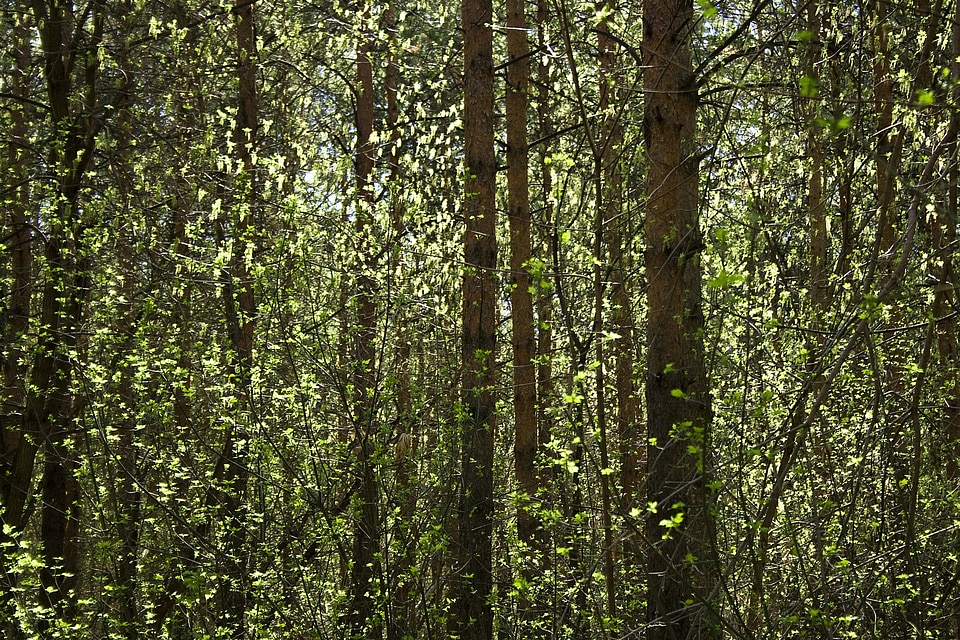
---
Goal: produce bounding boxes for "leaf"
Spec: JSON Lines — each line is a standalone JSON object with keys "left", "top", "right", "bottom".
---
{"left": 696, "top": 0, "right": 718, "bottom": 19}
{"left": 799, "top": 75, "right": 819, "bottom": 98}
{"left": 707, "top": 268, "right": 745, "bottom": 289}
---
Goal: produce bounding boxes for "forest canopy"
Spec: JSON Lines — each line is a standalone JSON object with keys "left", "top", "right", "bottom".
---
{"left": 2, "top": 0, "right": 960, "bottom": 638}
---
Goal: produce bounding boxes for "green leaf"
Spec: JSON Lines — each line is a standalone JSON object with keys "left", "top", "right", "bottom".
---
{"left": 799, "top": 75, "right": 819, "bottom": 98}
{"left": 696, "top": 0, "right": 718, "bottom": 19}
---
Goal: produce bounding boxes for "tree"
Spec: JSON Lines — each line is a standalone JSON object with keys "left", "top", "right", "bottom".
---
{"left": 642, "top": 0, "right": 717, "bottom": 636}
{"left": 506, "top": 0, "right": 537, "bottom": 560}
{"left": 347, "top": 1, "right": 382, "bottom": 635}
{"left": 454, "top": 0, "right": 497, "bottom": 636}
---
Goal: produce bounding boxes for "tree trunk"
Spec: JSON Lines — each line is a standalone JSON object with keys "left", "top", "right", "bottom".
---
{"left": 642, "top": 0, "right": 717, "bottom": 636}
{"left": 29, "top": 0, "right": 109, "bottom": 622}
{"left": 506, "top": 0, "right": 538, "bottom": 588}
{"left": 454, "top": 0, "right": 497, "bottom": 636}
{"left": 215, "top": 1, "right": 260, "bottom": 635}
{"left": 384, "top": 4, "right": 419, "bottom": 638}
{"left": 941, "top": 0, "right": 960, "bottom": 484}
{"left": 0, "top": 16, "right": 37, "bottom": 636}
{"left": 348, "top": 2, "right": 382, "bottom": 636}
{"left": 535, "top": 0, "right": 555, "bottom": 520}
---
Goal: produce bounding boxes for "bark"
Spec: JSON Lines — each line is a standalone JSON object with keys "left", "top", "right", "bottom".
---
{"left": 805, "top": 3, "right": 828, "bottom": 325}
{"left": 642, "top": 0, "right": 717, "bottom": 636}
{"left": 942, "top": 0, "right": 960, "bottom": 484}
{"left": 0, "top": 17, "right": 37, "bottom": 635}
{"left": 348, "top": 1, "right": 382, "bottom": 635}
{"left": 803, "top": 0, "right": 833, "bottom": 589}
{"left": 154, "top": 199, "right": 199, "bottom": 639}
{"left": 454, "top": 0, "right": 497, "bottom": 635}
{"left": 114, "top": 270, "right": 142, "bottom": 639}
{"left": 873, "top": 0, "right": 904, "bottom": 509}
{"left": 112, "top": 8, "right": 142, "bottom": 631}
{"left": 535, "top": 0, "right": 554, "bottom": 512}
{"left": 593, "top": 8, "right": 619, "bottom": 622}
{"left": 27, "top": 0, "right": 108, "bottom": 621}
{"left": 506, "top": 0, "right": 538, "bottom": 570}
{"left": 214, "top": 1, "right": 260, "bottom": 635}
{"left": 384, "top": 4, "right": 419, "bottom": 638}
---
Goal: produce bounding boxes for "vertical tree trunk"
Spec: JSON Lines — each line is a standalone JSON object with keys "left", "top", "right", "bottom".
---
{"left": 155, "top": 198, "right": 199, "bottom": 639}
{"left": 1, "top": 16, "right": 37, "bottom": 636}
{"left": 596, "top": 3, "right": 630, "bottom": 624}
{"left": 642, "top": 0, "right": 717, "bottom": 636}
{"left": 506, "top": 0, "right": 538, "bottom": 578}
{"left": 455, "top": 0, "right": 497, "bottom": 636}
{"left": 112, "top": 8, "right": 141, "bottom": 631}
{"left": 216, "top": 1, "right": 260, "bottom": 635}
{"left": 349, "top": 1, "right": 382, "bottom": 636}
{"left": 28, "top": 0, "right": 108, "bottom": 622}
{"left": 941, "top": 0, "right": 960, "bottom": 484}
{"left": 535, "top": 0, "right": 554, "bottom": 511}
{"left": 802, "top": 0, "right": 834, "bottom": 588}
{"left": 383, "top": 5, "right": 418, "bottom": 638}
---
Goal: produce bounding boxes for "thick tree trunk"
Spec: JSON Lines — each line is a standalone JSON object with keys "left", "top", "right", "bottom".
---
{"left": 642, "top": 0, "right": 717, "bottom": 636}
{"left": 28, "top": 0, "right": 107, "bottom": 622}
{"left": 454, "top": 0, "right": 497, "bottom": 636}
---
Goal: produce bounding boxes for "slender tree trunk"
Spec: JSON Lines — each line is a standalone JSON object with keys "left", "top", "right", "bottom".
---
{"left": 215, "top": 2, "right": 260, "bottom": 635}
{"left": 154, "top": 198, "right": 199, "bottom": 639}
{"left": 383, "top": 4, "right": 419, "bottom": 638}
{"left": 533, "top": 3, "right": 556, "bottom": 622}
{"left": 114, "top": 267, "right": 142, "bottom": 640}
{"left": 506, "top": 0, "right": 539, "bottom": 598}
{"left": 802, "top": 0, "right": 834, "bottom": 593}
{"left": 642, "top": 0, "right": 717, "bottom": 636}
{"left": 454, "top": 0, "right": 497, "bottom": 636}
{"left": 929, "top": 16, "right": 960, "bottom": 634}
{"left": 0, "top": 16, "right": 36, "bottom": 636}
{"left": 596, "top": 4, "right": 631, "bottom": 624}
{"left": 941, "top": 0, "right": 960, "bottom": 484}
{"left": 535, "top": 0, "right": 554, "bottom": 518}
{"left": 349, "top": 2, "right": 382, "bottom": 636}
{"left": 112, "top": 11, "right": 141, "bottom": 631}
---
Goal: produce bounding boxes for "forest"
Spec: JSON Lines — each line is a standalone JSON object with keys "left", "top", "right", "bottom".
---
{"left": 2, "top": 0, "right": 960, "bottom": 637}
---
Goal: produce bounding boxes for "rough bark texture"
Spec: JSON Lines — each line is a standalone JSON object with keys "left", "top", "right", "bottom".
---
{"left": 506, "top": 0, "right": 538, "bottom": 557}
{"left": 642, "top": 0, "right": 717, "bottom": 636}
{"left": 455, "top": 0, "right": 497, "bottom": 636}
